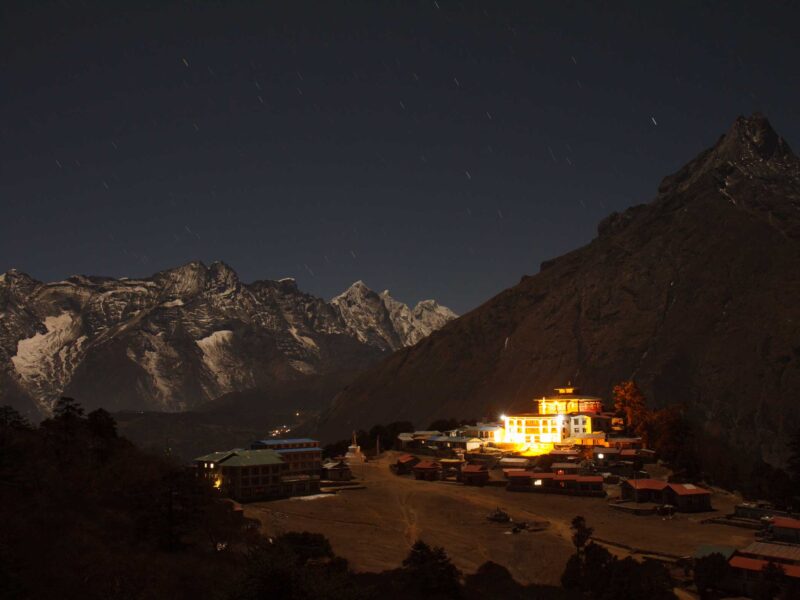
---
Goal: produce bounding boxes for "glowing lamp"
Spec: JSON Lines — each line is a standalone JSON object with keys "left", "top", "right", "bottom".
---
{"left": 534, "top": 479, "right": 543, "bottom": 486}
{"left": 597, "top": 453, "right": 604, "bottom": 460}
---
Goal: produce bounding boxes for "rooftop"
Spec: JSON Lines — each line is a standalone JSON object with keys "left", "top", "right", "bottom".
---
{"left": 730, "top": 555, "right": 800, "bottom": 578}
{"left": 771, "top": 516, "right": 800, "bottom": 530}
{"left": 740, "top": 541, "right": 800, "bottom": 563}
{"left": 273, "top": 447, "right": 322, "bottom": 454}
{"left": 622, "top": 478, "right": 668, "bottom": 491}
{"left": 252, "top": 437, "right": 318, "bottom": 446}
{"left": 195, "top": 448, "right": 285, "bottom": 467}
{"left": 462, "top": 464, "right": 488, "bottom": 473}
{"left": 693, "top": 544, "right": 736, "bottom": 560}
{"left": 669, "top": 483, "right": 711, "bottom": 496}
{"left": 414, "top": 460, "right": 441, "bottom": 470}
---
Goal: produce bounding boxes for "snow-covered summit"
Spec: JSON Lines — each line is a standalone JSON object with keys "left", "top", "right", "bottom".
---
{"left": 0, "top": 263, "right": 456, "bottom": 416}
{"left": 331, "top": 281, "right": 458, "bottom": 349}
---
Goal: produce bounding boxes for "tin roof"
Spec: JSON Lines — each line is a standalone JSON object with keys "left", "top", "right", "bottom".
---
{"left": 729, "top": 555, "right": 800, "bottom": 578}
{"left": 462, "top": 464, "right": 488, "bottom": 473}
{"left": 622, "top": 479, "right": 668, "bottom": 491}
{"left": 693, "top": 544, "right": 736, "bottom": 560}
{"left": 253, "top": 438, "right": 318, "bottom": 446}
{"left": 274, "top": 447, "right": 322, "bottom": 454}
{"left": 414, "top": 460, "right": 441, "bottom": 470}
{"left": 195, "top": 450, "right": 239, "bottom": 463}
{"left": 740, "top": 541, "right": 800, "bottom": 563}
{"left": 668, "top": 483, "right": 710, "bottom": 496}
{"left": 195, "top": 448, "right": 285, "bottom": 467}
{"left": 397, "top": 454, "right": 418, "bottom": 464}
{"left": 772, "top": 517, "right": 800, "bottom": 530}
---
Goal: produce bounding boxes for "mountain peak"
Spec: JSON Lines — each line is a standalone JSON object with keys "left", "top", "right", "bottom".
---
{"left": 658, "top": 113, "right": 799, "bottom": 197}
{"left": 716, "top": 113, "right": 794, "bottom": 164}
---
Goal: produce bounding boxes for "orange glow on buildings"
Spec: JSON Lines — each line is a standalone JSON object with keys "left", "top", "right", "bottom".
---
{"left": 498, "top": 387, "right": 604, "bottom": 456}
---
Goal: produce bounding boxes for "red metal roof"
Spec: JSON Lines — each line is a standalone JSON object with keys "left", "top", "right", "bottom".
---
{"left": 729, "top": 556, "right": 800, "bottom": 578}
{"left": 772, "top": 516, "right": 800, "bottom": 530}
{"left": 397, "top": 454, "right": 417, "bottom": 464}
{"left": 668, "top": 483, "right": 710, "bottom": 496}
{"left": 462, "top": 464, "right": 488, "bottom": 473}
{"left": 414, "top": 460, "right": 441, "bottom": 470}
{"left": 623, "top": 479, "right": 669, "bottom": 491}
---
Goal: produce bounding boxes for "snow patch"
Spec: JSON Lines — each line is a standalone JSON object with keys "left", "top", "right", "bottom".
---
{"left": 288, "top": 326, "right": 319, "bottom": 352}
{"left": 12, "top": 313, "right": 85, "bottom": 410}
{"left": 196, "top": 330, "right": 241, "bottom": 392}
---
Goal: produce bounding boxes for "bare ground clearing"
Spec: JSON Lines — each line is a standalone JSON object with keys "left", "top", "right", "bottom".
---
{"left": 245, "top": 452, "right": 751, "bottom": 585}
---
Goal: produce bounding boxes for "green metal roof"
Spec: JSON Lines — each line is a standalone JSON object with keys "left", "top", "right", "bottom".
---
{"left": 693, "top": 544, "right": 736, "bottom": 560}
{"left": 195, "top": 450, "right": 238, "bottom": 463}
{"left": 195, "top": 448, "right": 285, "bottom": 467}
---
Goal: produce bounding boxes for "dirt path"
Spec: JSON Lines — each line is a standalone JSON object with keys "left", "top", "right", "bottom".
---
{"left": 245, "top": 452, "right": 753, "bottom": 585}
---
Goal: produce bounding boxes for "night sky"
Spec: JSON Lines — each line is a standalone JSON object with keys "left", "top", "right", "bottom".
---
{"left": 2, "top": 2, "right": 798, "bottom": 314}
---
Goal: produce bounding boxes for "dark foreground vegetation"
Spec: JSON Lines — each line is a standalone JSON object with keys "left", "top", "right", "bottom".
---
{"left": 1, "top": 398, "right": 685, "bottom": 599}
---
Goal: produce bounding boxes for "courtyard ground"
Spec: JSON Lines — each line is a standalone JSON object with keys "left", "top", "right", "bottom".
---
{"left": 244, "top": 452, "right": 752, "bottom": 586}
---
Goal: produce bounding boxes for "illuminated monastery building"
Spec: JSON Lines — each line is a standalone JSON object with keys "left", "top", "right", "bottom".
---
{"left": 499, "top": 386, "right": 614, "bottom": 455}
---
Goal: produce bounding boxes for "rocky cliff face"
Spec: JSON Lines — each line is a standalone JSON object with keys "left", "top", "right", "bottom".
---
{"left": 0, "top": 264, "right": 455, "bottom": 416}
{"left": 319, "top": 114, "right": 800, "bottom": 475}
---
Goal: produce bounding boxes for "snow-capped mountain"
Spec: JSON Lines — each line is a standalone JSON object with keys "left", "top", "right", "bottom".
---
{"left": 0, "top": 262, "right": 456, "bottom": 416}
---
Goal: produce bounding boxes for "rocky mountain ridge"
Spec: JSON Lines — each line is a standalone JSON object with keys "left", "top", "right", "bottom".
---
{"left": 319, "top": 114, "right": 800, "bottom": 480}
{"left": 0, "top": 264, "right": 456, "bottom": 416}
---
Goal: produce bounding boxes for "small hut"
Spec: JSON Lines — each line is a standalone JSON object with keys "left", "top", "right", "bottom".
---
{"left": 459, "top": 463, "right": 490, "bottom": 486}
{"left": 413, "top": 460, "right": 442, "bottom": 481}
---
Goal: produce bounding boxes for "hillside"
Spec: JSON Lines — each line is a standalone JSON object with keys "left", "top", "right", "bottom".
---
{"left": 319, "top": 114, "right": 800, "bottom": 478}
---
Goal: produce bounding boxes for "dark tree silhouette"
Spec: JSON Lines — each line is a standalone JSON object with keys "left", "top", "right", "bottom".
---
{"left": 693, "top": 552, "right": 730, "bottom": 598}
{"left": 570, "top": 516, "right": 593, "bottom": 556}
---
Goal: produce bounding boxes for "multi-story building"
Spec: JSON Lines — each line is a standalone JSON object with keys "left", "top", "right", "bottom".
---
{"left": 195, "top": 448, "right": 291, "bottom": 501}
{"left": 499, "top": 386, "right": 605, "bottom": 455}
{"left": 250, "top": 438, "right": 322, "bottom": 482}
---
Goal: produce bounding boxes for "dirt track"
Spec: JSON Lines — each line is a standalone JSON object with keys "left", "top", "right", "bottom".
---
{"left": 245, "top": 453, "right": 752, "bottom": 585}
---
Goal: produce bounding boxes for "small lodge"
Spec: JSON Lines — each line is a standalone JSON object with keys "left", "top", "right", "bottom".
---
{"left": 459, "top": 463, "right": 490, "bottom": 486}
{"left": 394, "top": 454, "right": 420, "bottom": 474}
{"left": 498, "top": 457, "right": 530, "bottom": 470}
{"left": 724, "top": 541, "right": 800, "bottom": 596}
{"left": 439, "top": 458, "right": 465, "bottom": 478}
{"left": 322, "top": 459, "right": 352, "bottom": 482}
{"left": 550, "top": 462, "right": 580, "bottom": 475}
{"left": 428, "top": 435, "right": 483, "bottom": 452}
{"left": 458, "top": 423, "right": 503, "bottom": 441}
{"left": 769, "top": 517, "right": 800, "bottom": 543}
{"left": 413, "top": 460, "right": 442, "bottom": 481}
{"left": 619, "top": 478, "right": 712, "bottom": 512}
{"left": 592, "top": 447, "right": 621, "bottom": 466}
{"left": 504, "top": 470, "right": 605, "bottom": 497}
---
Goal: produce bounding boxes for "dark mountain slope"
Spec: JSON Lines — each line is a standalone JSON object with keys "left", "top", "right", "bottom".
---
{"left": 319, "top": 114, "right": 800, "bottom": 474}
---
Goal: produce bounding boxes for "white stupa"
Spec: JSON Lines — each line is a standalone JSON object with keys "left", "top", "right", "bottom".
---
{"left": 345, "top": 431, "right": 366, "bottom": 463}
